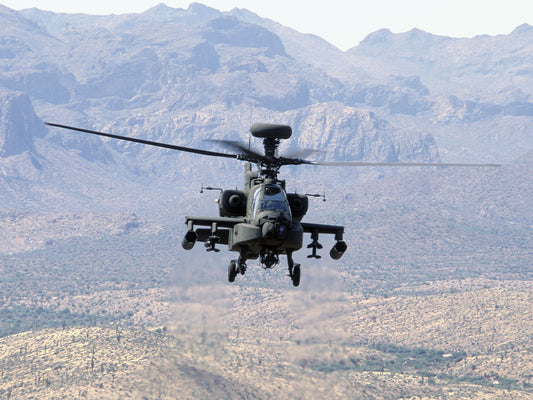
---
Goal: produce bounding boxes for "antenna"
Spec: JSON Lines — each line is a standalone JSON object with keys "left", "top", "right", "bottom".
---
{"left": 200, "top": 185, "right": 223, "bottom": 194}
{"left": 305, "top": 193, "right": 327, "bottom": 202}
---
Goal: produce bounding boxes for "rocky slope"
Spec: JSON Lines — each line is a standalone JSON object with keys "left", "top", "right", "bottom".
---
{"left": 0, "top": 3, "right": 531, "bottom": 215}
{"left": 0, "top": 2, "right": 530, "bottom": 279}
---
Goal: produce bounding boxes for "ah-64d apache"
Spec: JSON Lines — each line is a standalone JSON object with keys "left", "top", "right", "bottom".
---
{"left": 46, "top": 122, "right": 499, "bottom": 286}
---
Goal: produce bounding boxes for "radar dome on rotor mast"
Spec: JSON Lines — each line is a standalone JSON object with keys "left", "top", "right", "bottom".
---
{"left": 250, "top": 123, "right": 292, "bottom": 139}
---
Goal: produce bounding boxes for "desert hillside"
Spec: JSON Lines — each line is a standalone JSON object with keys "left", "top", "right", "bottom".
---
{"left": 1, "top": 258, "right": 531, "bottom": 399}
{"left": 0, "top": 3, "right": 531, "bottom": 399}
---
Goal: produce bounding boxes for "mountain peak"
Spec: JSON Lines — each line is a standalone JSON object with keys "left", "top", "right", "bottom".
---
{"left": 359, "top": 28, "right": 393, "bottom": 45}
{"left": 404, "top": 27, "right": 433, "bottom": 38}
{"left": 144, "top": 3, "right": 175, "bottom": 14}
{"left": 511, "top": 23, "right": 533, "bottom": 35}
{"left": 187, "top": 2, "right": 221, "bottom": 17}
{"left": 143, "top": 3, "right": 220, "bottom": 19}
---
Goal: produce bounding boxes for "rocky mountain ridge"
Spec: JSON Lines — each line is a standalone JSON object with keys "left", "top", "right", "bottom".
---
{"left": 0, "top": 3, "right": 530, "bottom": 218}
{"left": 0, "top": 7, "right": 531, "bottom": 398}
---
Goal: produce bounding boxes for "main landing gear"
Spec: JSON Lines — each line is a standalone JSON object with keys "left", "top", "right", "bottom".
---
{"left": 287, "top": 252, "right": 300, "bottom": 287}
{"left": 228, "top": 257, "right": 247, "bottom": 283}
{"left": 227, "top": 252, "right": 301, "bottom": 287}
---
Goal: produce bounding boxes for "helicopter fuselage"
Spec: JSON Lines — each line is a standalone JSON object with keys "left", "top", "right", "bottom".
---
{"left": 227, "top": 177, "right": 304, "bottom": 256}
{"left": 183, "top": 166, "right": 346, "bottom": 278}
{"left": 182, "top": 160, "right": 347, "bottom": 285}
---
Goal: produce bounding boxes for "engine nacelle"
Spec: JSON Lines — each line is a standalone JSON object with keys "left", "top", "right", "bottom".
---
{"left": 287, "top": 193, "right": 309, "bottom": 220}
{"left": 330, "top": 240, "right": 347, "bottom": 260}
{"left": 219, "top": 190, "right": 247, "bottom": 217}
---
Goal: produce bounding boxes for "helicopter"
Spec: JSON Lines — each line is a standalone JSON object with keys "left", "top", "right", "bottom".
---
{"left": 45, "top": 122, "right": 500, "bottom": 286}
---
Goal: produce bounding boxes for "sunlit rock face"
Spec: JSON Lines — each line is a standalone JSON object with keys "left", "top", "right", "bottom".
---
{"left": 0, "top": 92, "right": 45, "bottom": 157}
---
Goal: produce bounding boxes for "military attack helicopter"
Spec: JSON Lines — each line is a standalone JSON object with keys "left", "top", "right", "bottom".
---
{"left": 46, "top": 122, "right": 499, "bottom": 286}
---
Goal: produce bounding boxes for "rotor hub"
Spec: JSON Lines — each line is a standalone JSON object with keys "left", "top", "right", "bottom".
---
{"left": 257, "top": 137, "right": 283, "bottom": 178}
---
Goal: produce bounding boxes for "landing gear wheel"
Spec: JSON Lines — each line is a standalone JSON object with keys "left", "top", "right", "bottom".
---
{"left": 287, "top": 252, "right": 300, "bottom": 287}
{"left": 291, "top": 264, "right": 301, "bottom": 287}
{"left": 228, "top": 260, "right": 237, "bottom": 283}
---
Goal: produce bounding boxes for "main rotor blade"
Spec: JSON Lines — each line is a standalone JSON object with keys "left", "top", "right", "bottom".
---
{"left": 283, "top": 148, "right": 324, "bottom": 159}
{"left": 204, "top": 139, "right": 264, "bottom": 161}
{"left": 45, "top": 123, "right": 239, "bottom": 160}
{"left": 206, "top": 139, "right": 326, "bottom": 162}
{"left": 302, "top": 160, "right": 501, "bottom": 167}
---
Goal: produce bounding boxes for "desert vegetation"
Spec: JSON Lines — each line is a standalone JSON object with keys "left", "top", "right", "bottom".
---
{"left": 0, "top": 225, "right": 531, "bottom": 399}
{"left": 0, "top": 4, "right": 531, "bottom": 398}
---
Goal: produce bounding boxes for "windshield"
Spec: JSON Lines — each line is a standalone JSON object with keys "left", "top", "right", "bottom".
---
{"left": 261, "top": 185, "right": 287, "bottom": 212}
{"left": 253, "top": 184, "right": 289, "bottom": 216}
{"left": 261, "top": 199, "right": 287, "bottom": 211}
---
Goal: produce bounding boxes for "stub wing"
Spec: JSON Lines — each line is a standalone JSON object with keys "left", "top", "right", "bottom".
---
{"left": 183, "top": 216, "right": 245, "bottom": 249}
{"left": 185, "top": 216, "right": 245, "bottom": 229}
{"left": 301, "top": 222, "right": 344, "bottom": 238}
{"left": 301, "top": 222, "right": 347, "bottom": 260}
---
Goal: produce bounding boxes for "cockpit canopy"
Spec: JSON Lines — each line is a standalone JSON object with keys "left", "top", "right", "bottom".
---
{"left": 253, "top": 184, "right": 290, "bottom": 217}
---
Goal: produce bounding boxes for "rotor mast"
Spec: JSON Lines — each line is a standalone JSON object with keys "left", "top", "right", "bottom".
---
{"left": 259, "top": 137, "right": 280, "bottom": 179}
{"left": 251, "top": 123, "right": 292, "bottom": 180}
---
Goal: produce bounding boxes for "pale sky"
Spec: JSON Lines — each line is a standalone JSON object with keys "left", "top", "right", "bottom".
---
{"left": 2, "top": 0, "right": 532, "bottom": 50}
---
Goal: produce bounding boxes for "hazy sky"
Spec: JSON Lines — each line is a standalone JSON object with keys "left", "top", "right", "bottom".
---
{"left": 2, "top": 0, "right": 532, "bottom": 50}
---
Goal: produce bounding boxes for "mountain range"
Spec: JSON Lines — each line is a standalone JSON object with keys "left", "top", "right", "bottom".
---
{"left": 0, "top": 4, "right": 531, "bottom": 398}
{"left": 0, "top": 3, "right": 531, "bottom": 217}
{"left": 0, "top": 2, "right": 530, "bottom": 252}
